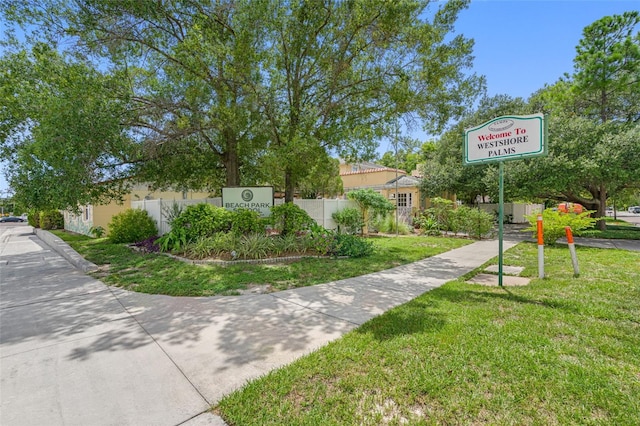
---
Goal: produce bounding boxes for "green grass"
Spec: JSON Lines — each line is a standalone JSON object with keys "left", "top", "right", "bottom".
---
{"left": 49, "top": 230, "right": 471, "bottom": 297}
{"left": 215, "top": 242, "right": 640, "bottom": 425}
{"left": 579, "top": 221, "right": 640, "bottom": 240}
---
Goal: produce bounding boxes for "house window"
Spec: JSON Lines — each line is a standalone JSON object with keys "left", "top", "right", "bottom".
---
{"left": 397, "top": 193, "right": 412, "bottom": 208}
{"left": 84, "top": 206, "right": 91, "bottom": 221}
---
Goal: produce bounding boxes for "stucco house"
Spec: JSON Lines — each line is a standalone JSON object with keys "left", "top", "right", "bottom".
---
{"left": 339, "top": 161, "right": 424, "bottom": 220}
{"left": 64, "top": 184, "right": 212, "bottom": 236}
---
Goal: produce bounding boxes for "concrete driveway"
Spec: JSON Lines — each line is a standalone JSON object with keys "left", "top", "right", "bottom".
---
{"left": 2, "top": 224, "right": 518, "bottom": 425}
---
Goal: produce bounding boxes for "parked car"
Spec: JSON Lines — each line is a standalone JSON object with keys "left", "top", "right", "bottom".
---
{"left": 632, "top": 207, "right": 640, "bottom": 214}
{"left": 0, "top": 216, "right": 25, "bottom": 223}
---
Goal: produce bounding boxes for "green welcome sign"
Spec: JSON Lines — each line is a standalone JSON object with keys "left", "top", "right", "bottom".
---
{"left": 462, "top": 113, "right": 547, "bottom": 287}
{"left": 464, "top": 113, "right": 546, "bottom": 165}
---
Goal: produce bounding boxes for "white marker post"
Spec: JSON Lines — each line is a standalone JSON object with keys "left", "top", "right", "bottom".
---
{"left": 565, "top": 226, "right": 580, "bottom": 277}
{"left": 537, "top": 214, "right": 544, "bottom": 279}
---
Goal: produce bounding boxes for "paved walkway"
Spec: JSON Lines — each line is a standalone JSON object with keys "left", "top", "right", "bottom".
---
{"left": 1, "top": 224, "right": 637, "bottom": 425}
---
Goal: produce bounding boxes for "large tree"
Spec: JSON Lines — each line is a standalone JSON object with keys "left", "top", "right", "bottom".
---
{"left": 512, "top": 12, "right": 640, "bottom": 228}
{"left": 4, "top": 0, "right": 269, "bottom": 191}
{"left": 258, "top": 0, "right": 483, "bottom": 201}
{"left": 0, "top": 45, "right": 136, "bottom": 211}
{"left": 3, "top": 0, "right": 483, "bottom": 204}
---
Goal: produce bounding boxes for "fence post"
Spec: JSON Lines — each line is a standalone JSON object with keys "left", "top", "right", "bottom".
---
{"left": 565, "top": 226, "right": 580, "bottom": 277}
{"left": 537, "top": 214, "right": 544, "bottom": 279}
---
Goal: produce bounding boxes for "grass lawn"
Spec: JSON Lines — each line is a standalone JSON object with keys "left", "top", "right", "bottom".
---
{"left": 215, "top": 242, "right": 640, "bottom": 425}
{"left": 50, "top": 231, "right": 471, "bottom": 297}
{"left": 578, "top": 218, "right": 640, "bottom": 240}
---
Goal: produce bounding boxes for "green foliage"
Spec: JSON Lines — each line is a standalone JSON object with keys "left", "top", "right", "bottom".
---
{"left": 236, "top": 234, "right": 273, "bottom": 260}
{"left": 184, "top": 233, "right": 239, "bottom": 260}
{"left": 161, "top": 202, "right": 183, "bottom": 224}
{"left": 108, "top": 209, "right": 158, "bottom": 244}
{"left": 414, "top": 203, "right": 494, "bottom": 240}
{"left": 413, "top": 214, "right": 441, "bottom": 236}
{"left": 230, "top": 208, "right": 264, "bottom": 236}
{"left": 462, "top": 207, "right": 495, "bottom": 240}
{"left": 27, "top": 210, "right": 40, "bottom": 228}
{"left": 332, "top": 207, "right": 364, "bottom": 235}
{"left": 0, "top": 45, "right": 134, "bottom": 211}
{"left": 347, "top": 189, "right": 395, "bottom": 234}
{"left": 172, "top": 203, "right": 232, "bottom": 242}
{"left": 373, "top": 213, "right": 412, "bottom": 235}
{"left": 431, "top": 197, "right": 456, "bottom": 231}
{"left": 89, "top": 226, "right": 105, "bottom": 238}
{"left": 39, "top": 210, "right": 64, "bottom": 230}
{"left": 157, "top": 228, "right": 188, "bottom": 253}
{"left": 525, "top": 208, "right": 597, "bottom": 245}
{"left": 332, "top": 234, "right": 375, "bottom": 258}
{"left": 270, "top": 203, "right": 315, "bottom": 236}
{"left": 306, "top": 229, "right": 338, "bottom": 256}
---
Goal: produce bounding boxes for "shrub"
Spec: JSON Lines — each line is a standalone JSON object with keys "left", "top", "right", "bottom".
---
{"left": 461, "top": 207, "right": 495, "bottom": 240}
{"left": 307, "top": 229, "right": 338, "bottom": 255}
{"left": 89, "top": 226, "right": 105, "bottom": 238}
{"left": 161, "top": 201, "right": 183, "bottom": 223}
{"left": 347, "top": 189, "right": 395, "bottom": 234}
{"left": 270, "top": 202, "right": 315, "bottom": 236}
{"left": 525, "top": 208, "right": 596, "bottom": 245}
{"left": 108, "top": 209, "right": 158, "bottom": 244}
{"left": 431, "top": 197, "right": 455, "bottom": 231}
{"left": 28, "top": 210, "right": 40, "bottom": 228}
{"left": 413, "top": 210, "right": 440, "bottom": 236}
{"left": 157, "top": 227, "right": 188, "bottom": 252}
{"left": 231, "top": 208, "right": 264, "bottom": 236}
{"left": 171, "top": 203, "right": 232, "bottom": 243}
{"left": 236, "top": 233, "right": 274, "bottom": 259}
{"left": 332, "top": 234, "right": 375, "bottom": 258}
{"left": 374, "top": 213, "right": 412, "bottom": 235}
{"left": 184, "top": 233, "right": 240, "bottom": 259}
{"left": 40, "top": 210, "right": 64, "bottom": 230}
{"left": 332, "top": 207, "right": 364, "bottom": 234}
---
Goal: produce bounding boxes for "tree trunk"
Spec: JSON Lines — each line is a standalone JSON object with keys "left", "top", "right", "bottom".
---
{"left": 223, "top": 134, "right": 240, "bottom": 187}
{"left": 596, "top": 188, "right": 607, "bottom": 231}
{"left": 284, "top": 169, "right": 295, "bottom": 203}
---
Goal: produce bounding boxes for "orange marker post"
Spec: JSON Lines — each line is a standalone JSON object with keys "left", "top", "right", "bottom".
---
{"left": 537, "top": 214, "right": 544, "bottom": 279}
{"left": 565, "top": 226, "right": 580, "bottom": 277}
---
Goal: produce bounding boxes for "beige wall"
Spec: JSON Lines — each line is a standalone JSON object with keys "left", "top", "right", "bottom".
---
{"left": 341, "top": 170, "right": 406, "bottom": 191}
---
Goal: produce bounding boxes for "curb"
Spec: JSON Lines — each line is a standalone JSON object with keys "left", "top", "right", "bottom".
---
{"left": 33, "top": 228, "right": 99, "bottom": 273}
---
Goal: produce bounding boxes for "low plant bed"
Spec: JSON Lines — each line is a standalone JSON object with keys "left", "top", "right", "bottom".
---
{"left": 50, "top": 230, "right": 472, "bottom": 297}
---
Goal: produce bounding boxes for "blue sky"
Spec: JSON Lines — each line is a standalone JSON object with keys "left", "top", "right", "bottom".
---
{"left": 1, "top": 0, "right": 638, "bottom": 194}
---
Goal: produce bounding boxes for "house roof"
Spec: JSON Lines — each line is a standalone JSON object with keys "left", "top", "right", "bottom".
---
{"left": 383, "top": 175, "right": 422, "bottom": 188}
{"left": 340, "top": 161, "right": 406, "bottom": 176}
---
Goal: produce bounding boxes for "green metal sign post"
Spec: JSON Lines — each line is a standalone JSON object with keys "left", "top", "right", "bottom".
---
{"left": 464, "top": 113, "right": 547, "bottom": 287}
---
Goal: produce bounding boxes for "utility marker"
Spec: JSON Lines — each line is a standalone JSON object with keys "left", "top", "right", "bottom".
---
{"left": 565, "top": 226, "right": 580, "bottom": 277}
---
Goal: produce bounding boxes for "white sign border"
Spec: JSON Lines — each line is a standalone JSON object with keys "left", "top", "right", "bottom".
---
{"left": 463, "top": 113, "right": 547, "bottom": 165}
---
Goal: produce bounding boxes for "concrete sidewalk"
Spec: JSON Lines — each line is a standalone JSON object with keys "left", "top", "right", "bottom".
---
{"left": 1, "top": 224, "right": 517, "bottom": 426}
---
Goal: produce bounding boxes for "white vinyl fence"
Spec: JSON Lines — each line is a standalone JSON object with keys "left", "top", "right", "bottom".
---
{"left": 132, "top": 197, "right": 358, "bottom": 235}
{"left": 477, "top": 203, "right": 544, "bottom": 224}
{"left": 132, "top": 198, "right": 222, "bottom": 235}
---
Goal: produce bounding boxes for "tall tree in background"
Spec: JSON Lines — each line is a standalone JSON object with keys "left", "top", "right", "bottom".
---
{"left": 573, "top": 11, "right": 640, "bottom": 124}
{"left": 0, "top": 45, "right": 135, "bottom": 211}
{"left": 259, "top": 0, "right": 483, "bottom": 201}
{"left": 512, "top": 12, "right": 640, "bottom": 228}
